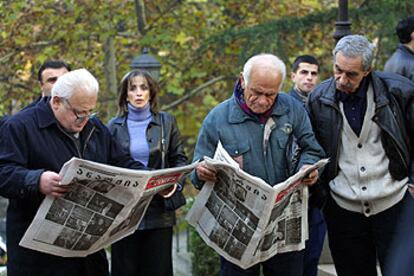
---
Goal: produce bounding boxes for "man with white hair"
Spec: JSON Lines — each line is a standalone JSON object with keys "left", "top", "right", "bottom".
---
{"left": 0, "top": 69, "right": 146, "bottom": 276}
{"left": 191, "top": 54, "right": 325, "bottom": 275}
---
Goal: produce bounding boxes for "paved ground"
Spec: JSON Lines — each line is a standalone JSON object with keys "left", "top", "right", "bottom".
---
{"left": 172, "top": 228, "right": 192, "bottom": 276}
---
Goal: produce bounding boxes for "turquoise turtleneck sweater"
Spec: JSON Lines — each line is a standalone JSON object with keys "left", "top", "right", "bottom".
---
{"left": 127, "top": 103, "right": 152, "bottom": 166}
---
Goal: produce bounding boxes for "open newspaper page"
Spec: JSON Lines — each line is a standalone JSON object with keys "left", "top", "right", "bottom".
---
{"left": 252, "top": 170, "right": 310, "bottom": 262}
{"left": 187, "top": 141, "right": 328, "bottom": 269}
{"left": 19, "top": 157, "right": 197, "bottom": 257}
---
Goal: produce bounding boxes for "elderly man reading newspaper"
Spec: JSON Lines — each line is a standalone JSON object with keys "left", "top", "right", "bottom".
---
{"left": 190, "top": 54, "right": 325, "bottom": 276}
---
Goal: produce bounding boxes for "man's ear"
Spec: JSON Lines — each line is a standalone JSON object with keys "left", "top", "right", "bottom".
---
{"left": 51, "top": 96, "right": 61, "bottom": 110}
{"left": 39, "top": 80, "right": 46, "bottom": 97}
{"left": 239, "top": 72, "right": 245, "bottom": 89}
{"left": 291, "top": 72, "right": 296, "bottom": 81}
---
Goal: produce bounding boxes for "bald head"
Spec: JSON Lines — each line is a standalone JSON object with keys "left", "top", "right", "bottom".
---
{"left": 240, "top": 54, "right": 285, "bottom": 114}
{"left": 242, "top": 54, "right": 286, "bottom": 90}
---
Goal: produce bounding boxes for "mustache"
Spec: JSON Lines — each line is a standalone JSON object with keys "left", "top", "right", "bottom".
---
{"left": 335, "top": 77, "right": 353, "bottom": 89}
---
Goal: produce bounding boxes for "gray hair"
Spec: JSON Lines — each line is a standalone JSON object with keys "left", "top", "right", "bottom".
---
{"left": 333, "top": 35, "right": 375, "bottom": 71}
{"left": 243, "top": 54, "right": 286, "bottom": 89}
{"left": 51, "top": 68, "right": 99, "bottom": 99}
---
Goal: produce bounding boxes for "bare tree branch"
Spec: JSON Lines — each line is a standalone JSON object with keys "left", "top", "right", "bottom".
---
{"left": 103, "top": 36, "right": 118, "bottom": 116}
{"left": 0, "top": 40, "right": 59, "bottom": 64}
{"left": 0, "top": 78, "right": 33, "bottom": 92}
{"left": 134, "top": 0, "right": 147, "bottom": 35}
{"left": 144, "top": 0, "right": 183, "bottom": 32}
{"left": 0, "top": 52, "right": 15, "bottom": 63}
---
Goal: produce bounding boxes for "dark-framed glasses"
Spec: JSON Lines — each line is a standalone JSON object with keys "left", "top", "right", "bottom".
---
{"left": 62, "top": 98, "right": 98, "bottom": 123}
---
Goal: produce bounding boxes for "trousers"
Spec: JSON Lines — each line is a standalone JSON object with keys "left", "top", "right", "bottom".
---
{"left": 324, "top": 193, "right": 410, "bottom": 276}
{"left": 111, "top": 227, "right": 173, "bottom": 276}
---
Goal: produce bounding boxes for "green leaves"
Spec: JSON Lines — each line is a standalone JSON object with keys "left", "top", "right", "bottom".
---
{"left": 1, "top": 0, "right": 413, "bottom": 138}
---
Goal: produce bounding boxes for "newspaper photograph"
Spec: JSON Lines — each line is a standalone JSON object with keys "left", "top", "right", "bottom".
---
{"left": 19, "top": 158, "right": 197, "bottom": 257}
{"left": 187, "top": 141, "right": 328, "bottom": 269}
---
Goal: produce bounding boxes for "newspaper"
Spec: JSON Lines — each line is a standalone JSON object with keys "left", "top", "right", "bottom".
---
{"left": 19, "top": 158, "right": 197, "bottom": 257}
{"left": 187, "top": 141, "right": 328, "bottom": 269}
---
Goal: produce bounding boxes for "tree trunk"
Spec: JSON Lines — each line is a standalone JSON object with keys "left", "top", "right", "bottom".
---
{"left": 103, "top": 36, "right": 117, "bottom": 116}
{"left": 134, "top": 0, "right": 147, "bottom": 35}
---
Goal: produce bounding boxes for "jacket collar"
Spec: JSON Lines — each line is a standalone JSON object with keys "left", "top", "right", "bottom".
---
{"left": 36, "top": 97, "right": 59, "bottom": 129}
{"left": 228, "top": 95, "right": 288, "bottom": 124}
{"left": 150, "top": 112, "right": 162, "bottom": 126}
{"left": 370, "top": 72, "right": 389, "bottom": 107}
{"left": 111, "top": 116, "right": 127, "bottom": 125}
{"left": 320, "top": 71, "right": 389, "bottom": 107}
{"left": 397, "top": 44, "right": 414, "bottom": 56}
{"left": 288, "top": 87, "right": 308, "bottom": 104}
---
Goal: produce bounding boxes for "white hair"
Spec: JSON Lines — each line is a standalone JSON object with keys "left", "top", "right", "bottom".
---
{"left": 243, "top": 54, "right": 286, "bottom": 89}
{"left": 51, "top": 68, "right": 99, "bottom": 99}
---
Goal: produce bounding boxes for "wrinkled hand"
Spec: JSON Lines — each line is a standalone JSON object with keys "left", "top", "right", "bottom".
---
{"left": 300, "top": 165, "right": 319, "bottom": 186}
{"left": 158, "top": 184, "right": 177, "bottom": 198}
{"left": 196, "top": 161, "right": 217, "bottom": 183}
{"left": 39, "top": 171, "right": 71, "bottom": 198}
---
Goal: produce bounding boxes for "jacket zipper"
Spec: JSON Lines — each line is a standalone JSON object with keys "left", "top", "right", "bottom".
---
{"left": 82, "top": 126, "right": 96, "bottom": 157}
{"left": 58, "top": 125, "right": 95, "bottom": 159}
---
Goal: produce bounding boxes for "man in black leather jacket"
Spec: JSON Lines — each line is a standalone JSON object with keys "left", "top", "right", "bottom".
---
{"left": 307, "top": 35, "right": 414, "bottom": 276}
{"left": 384, "top": 15, "right": 414, "bottom": 82}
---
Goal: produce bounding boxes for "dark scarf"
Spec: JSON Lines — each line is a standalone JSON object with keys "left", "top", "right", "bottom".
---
{"left": 233, "top": 80, "right": 274, "bottom": 124}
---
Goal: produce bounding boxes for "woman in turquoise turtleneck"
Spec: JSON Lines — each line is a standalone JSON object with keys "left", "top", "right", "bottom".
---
{"left": 108, "top": 70, "right": 188, "bottom": 276}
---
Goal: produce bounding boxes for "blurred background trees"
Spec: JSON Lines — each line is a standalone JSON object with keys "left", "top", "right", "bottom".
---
{"left": 1, "top": 1, "right": 413, "bottom": 273}
{"left": 1, "top": 0, "right": 413, "bottom": 149}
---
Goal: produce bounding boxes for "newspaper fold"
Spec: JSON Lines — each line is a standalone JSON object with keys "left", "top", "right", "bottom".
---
{"left": 20, "top": 158, "right": 197, "bottom": 257}
{"left": 187, "top": 141, "right": 328, "bottom": 269}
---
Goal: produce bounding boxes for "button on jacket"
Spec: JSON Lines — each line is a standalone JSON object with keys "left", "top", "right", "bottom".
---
{"left": 191, "top": 93, "right": 325, "bottom": 189}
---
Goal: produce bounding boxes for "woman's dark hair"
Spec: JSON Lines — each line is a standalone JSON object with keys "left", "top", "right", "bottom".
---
{"left": 117, "top": 70, "right": 160, "bottom": 116}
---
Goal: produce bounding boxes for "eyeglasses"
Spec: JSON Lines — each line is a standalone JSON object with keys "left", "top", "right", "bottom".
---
{"left": 62, "top": 98, "right": 97, "bottom": 123}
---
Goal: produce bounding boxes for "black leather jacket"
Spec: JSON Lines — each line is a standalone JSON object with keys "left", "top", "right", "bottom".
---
{"left": 308, "top": 71, "right": 414, "bottom": 188}
{"left": 108, "top": 111, "right": 187, "bottom": 229}
{"left": 384, "top": 44, "right": 414, "bottom": 82}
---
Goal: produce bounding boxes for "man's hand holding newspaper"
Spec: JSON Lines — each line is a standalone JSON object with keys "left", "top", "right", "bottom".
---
{"left": 187, "top": 141, "right": 328, "bottom": 269}
{"left": 19, "top": 158, "right": 198, "bottom": 257}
